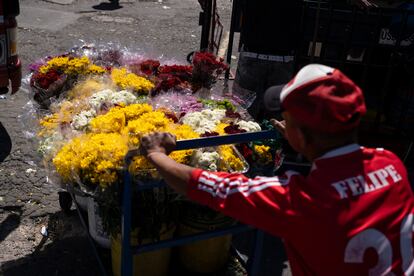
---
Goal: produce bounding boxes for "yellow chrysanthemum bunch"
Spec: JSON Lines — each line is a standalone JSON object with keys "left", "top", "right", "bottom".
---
{"left": 220, "top": 145, "right": 245, "bottom": 172}
{"left": 129, "top": 156, "right": 157, "bottom": 179}
{"left": 89, "top": 103, "right": 154, "bottom": 135}
{"left": 88, "top": 64, "right": 107, "bottom": 75}
{"left": 38, "top": 114, "right": 60, "bottom": 137}
{"left": 111, "top": 68, "right": 154, "bottom": 94}
{"left": 87, "top": 104, "right": 170, "bottom": 153}
{"left": 39, "top": 56, "right": 106, "bottom": 76}
{"left": 39, "top": 113, "right": 59, "bottom": 130}
{"left": 254, "top": 145, "right": 273, "bottom": 165}
{"left": 130, "top": 149, "right": 194, "bottom": 178}
{"left": 215, "top": 123, "right": 230, "bottom": 135}
{"left": 139, "top": 111, "right": 173, "bottom": 129}
{"left": 130, "top": 124, "right": 200, "bottom": 177}
{"left": 90, "top": 107, "right": 126, "bottom": 134}
{"left": 123, "top": 103, "right": 153, "bottom": 121}
{"left": 53, "top": 133, "right": 129, "bottom": 188}
{"left": 123, "top": 111, "right": 172, "bottom": 146}
{"left": 162, "top": 125, "right": 199, "bottom": 171}
{"left": 165, "top": 124, "right": 199, "bottom": 140}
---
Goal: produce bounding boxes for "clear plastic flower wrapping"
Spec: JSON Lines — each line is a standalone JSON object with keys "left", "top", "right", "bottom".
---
{"left": 20, "top": 42, "right": 281, "bottom": 193}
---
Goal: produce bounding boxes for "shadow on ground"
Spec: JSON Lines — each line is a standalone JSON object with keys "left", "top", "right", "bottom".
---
{"left": 0, "top": 207, "right": 23, "bottom": 244}
{"left": 0, "top": 210, "right": 110, "bottom": 276}
{"left": 0, "top": 122, "right": 12, "bottom": 162}
{"left": 92, "top": 1, "right": 123, "bottom": 11}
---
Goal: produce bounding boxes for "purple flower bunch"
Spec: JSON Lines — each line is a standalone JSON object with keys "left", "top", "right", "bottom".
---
{"left": 151, "top": 92, "right": 203, "bottom": 115}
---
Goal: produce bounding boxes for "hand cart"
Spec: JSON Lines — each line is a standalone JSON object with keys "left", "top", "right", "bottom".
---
{"left": 120, "top": 130, "right": 279, "bottom": 276}
{"left": 198, "top": 0, "right": 223, "bottom": 54}
{"left": 186, "top": 0, "right": 224, "bottom": 63}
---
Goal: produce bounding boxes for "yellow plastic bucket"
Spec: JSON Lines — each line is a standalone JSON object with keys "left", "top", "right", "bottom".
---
{"left": 177, "top": 207, "right": 235, "bottom": 274}
{"left": 111, "top": 226, "right": 175, "bottom": 276}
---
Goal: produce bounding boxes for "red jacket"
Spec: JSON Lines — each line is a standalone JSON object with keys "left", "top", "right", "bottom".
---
{"left": 187, "top": 144, "right": 414, "bottom": 275}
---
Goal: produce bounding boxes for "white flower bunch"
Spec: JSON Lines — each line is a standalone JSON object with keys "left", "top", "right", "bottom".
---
{"left": 237, "top": 120, "right": 261, "bottom": 132}
{"left": 191, "top": 150, "right": 220, "bottom": 171}
{"left": 38, "top": 131, "right": 64, "bottom": 157}
{"left": 71, "top": 109, "right": 97, "bottom": 130}
{"left": 182, "top": 109, "right": 226, "bottom": 134}
{"left": 109, "top": 90, "right": 138, "bottom": 105}
{"left": 88, "top": 89, "right": 138, "bottom": 110}
{"left": 89, "top": 89, "right": 113, "bottom": 110}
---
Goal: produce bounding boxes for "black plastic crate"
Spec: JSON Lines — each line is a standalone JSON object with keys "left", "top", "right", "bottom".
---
{"left": 296, "top": 1, "right": 414, "bottom": 138}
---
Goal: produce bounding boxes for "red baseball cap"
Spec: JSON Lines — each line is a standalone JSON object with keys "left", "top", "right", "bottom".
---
{"left": 264, "top": 64, "right": 366, "bottom": 133}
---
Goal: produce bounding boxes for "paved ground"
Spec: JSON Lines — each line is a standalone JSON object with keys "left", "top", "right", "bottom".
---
{"left": 0, "top": 0, "right": 291, "bottom": 275}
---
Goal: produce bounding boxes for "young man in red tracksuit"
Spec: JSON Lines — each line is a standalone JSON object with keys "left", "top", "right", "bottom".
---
{"left": 140, "top": 64, "right": 414, "bottom": 275}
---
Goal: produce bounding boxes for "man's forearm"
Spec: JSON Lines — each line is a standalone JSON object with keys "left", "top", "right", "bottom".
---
{"left": 146, "top": 152, "right": 194, "bottom": 195}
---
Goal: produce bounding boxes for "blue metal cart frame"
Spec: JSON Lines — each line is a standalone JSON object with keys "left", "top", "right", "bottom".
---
{"left": 121, "top": 130, "right": 279, "bottom": 276}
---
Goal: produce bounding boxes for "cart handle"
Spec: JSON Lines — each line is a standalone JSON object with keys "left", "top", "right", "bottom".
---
{"left": 125, "top": 130, "right": 279, "bottom": 165}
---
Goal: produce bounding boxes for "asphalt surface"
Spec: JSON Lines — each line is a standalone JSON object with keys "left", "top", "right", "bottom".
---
{"left": 0, "top": 0, "right": 291, "bottom": 275}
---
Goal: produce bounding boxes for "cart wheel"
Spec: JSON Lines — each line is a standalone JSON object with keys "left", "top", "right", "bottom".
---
{"left": 58, "top": 191, "right": 73, "bottom": 213}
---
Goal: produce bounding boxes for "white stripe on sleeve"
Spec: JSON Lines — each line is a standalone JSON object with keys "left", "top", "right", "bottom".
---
{"left": 196, "top": 171, "right": 300, "bottom": 199}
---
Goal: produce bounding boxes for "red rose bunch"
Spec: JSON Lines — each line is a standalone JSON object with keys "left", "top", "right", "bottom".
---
{"left": 225, "top": 110, "right": 242, "bottom": 119}
{"left": 201, "top": 131, "right": 220, "bottom": 137}
{"left": 159, "top": 65, "right": 193, "bottom": 82}
{"left": 224, "top": 123, "right": 246, "bottom": 135}
{"left": 154, "top": 76, "right": 184, "bottom": 94}
{"left": 238, "top": 143, "right": 254, "bottom": 162}
{"left": 32, "top": 69, "right": 62, "bottom": 89}
{"left": 140, "top": 60, "right": 161, "bottom": 75}
{"left": 192, "top": 52, "right": 227, "bottom": 73}
{"left": 191, "top": 52, "right": 228, "bottom": 91}
{"left": 153, "top": 65, "right": 193, "bottom": 94}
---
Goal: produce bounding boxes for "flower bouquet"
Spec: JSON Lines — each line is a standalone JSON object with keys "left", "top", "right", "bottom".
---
{"left": 153, "top": 65, "right": 193, "bottom": 95}
{"left": 126, "top": 51, "right": 227, "bottom": 96}
{"left": 28, "top": 55, "right": 107, "bottom": 108}
{"left": 191, "top": 51, "right": 228, "bottom": 93}
{"left": 140, "top": 59, "right": 161, "bottom": 75}
{"left": 32, "top": 73, "right": 68, "bottom": 109}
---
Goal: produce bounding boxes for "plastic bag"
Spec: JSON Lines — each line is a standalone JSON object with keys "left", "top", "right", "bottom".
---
{"left": 21, "top": 42, "right": 282, "bottom": 192}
